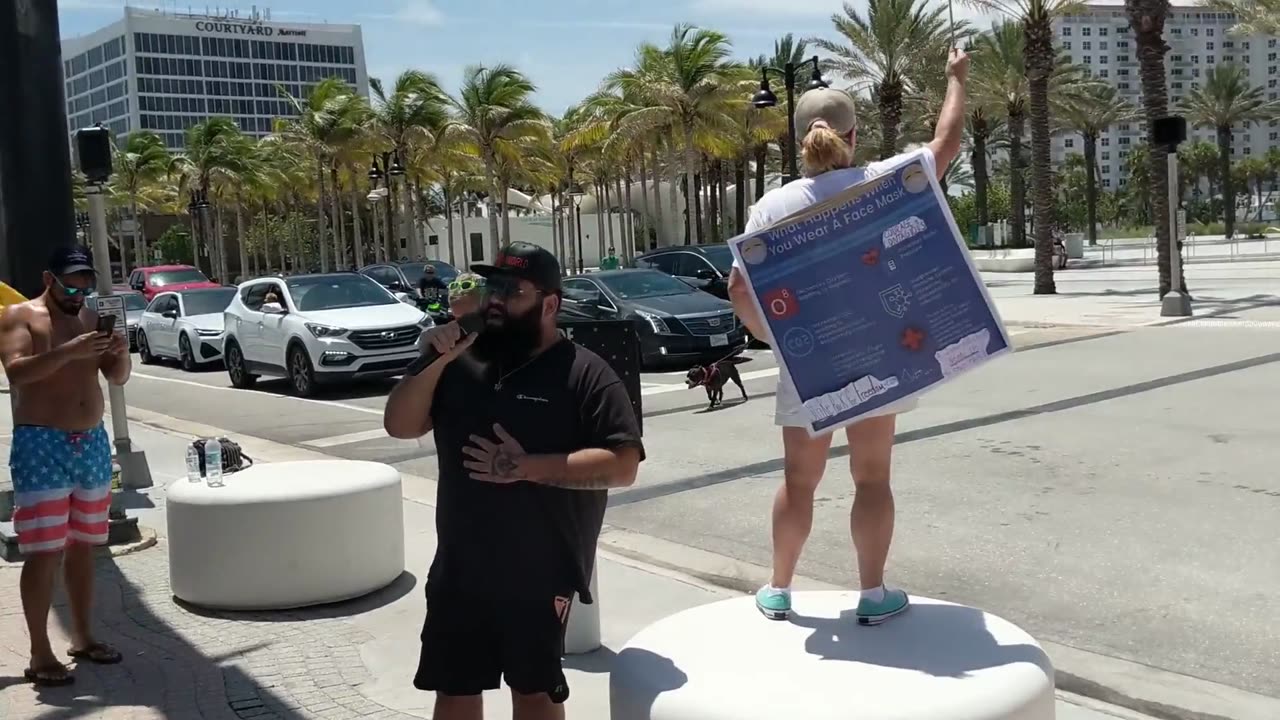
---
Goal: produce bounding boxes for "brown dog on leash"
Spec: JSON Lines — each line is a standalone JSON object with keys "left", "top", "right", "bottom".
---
{"left": 686, "top": 359, "right": 748, "bottom": 409}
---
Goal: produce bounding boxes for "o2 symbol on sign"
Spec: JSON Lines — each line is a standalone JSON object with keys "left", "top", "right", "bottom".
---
{"left": 783, "top": 327, "right": 815, "bottom": 358}
{"left": 763, "top": 287, "right": 798, "bottom": 320}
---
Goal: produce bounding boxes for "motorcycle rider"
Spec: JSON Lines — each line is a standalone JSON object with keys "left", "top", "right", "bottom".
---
{"left": 417, "top": 265, "right": 449, "bottom": 307}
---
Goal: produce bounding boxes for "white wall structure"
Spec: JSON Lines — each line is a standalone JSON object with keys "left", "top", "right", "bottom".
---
{"left": 61, "top": 6, "right": 368, "bottom": 149}
{"left": 1052, "top": 1, "right": 1280, "bottom": 193}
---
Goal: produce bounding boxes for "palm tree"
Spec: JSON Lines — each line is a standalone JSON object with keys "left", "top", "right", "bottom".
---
{"left": 816, "top": 0, "right": 952, "bottom": 160}
{"left": 1178, "top": 139, "right": 1220, "bottom": 199}
{"left": 447, "top": 64, "right": 548, "bottom": 259}
{"left": 280, "top": 76, "right": 365, "bottom": 272}
{"left": 750, "top": 34, "right": 812, "bottom": 190}
{"left": 370, "top": 70, "right": 447, "bottom": 259}
{"left": 109, "top": 131, "right": 169, "bottom": 273}
{"left": 1059, "top": 84, "right": 1139, "bottom": 245}
{"left": 968, "top": 22, "right": 1032, "bottom": 249}
{"left": 1180, "top": 63, "right": 1277, "bottom": 238}
{"left": 606, "top": 24, "right": 746, "bottom": 245}
{"left": 1202, "top": 0, "right": 1280, "bottom": 36}
{"left": 170, "top": 117, "right": 250, "bottom": 278}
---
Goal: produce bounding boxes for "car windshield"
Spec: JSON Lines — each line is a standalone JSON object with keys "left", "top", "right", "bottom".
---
{"left": 402, "top": 262, "right": 459, "bottom": 284}
{"left": 148, "top": 269, "right": 208, "bottom": 286}
{"left": 181, "top": 288, "right": 237, "bottom": 316}
{"left": 120, "top": 294, "right": 148, "bottom": 311}
{"left": 597, "top": 270, "right": 696, "bottom": 300}
{"left": 286, "top": 274, "right": 398, "bottom": 312}
{"left": 702, "top": 246, "right": 734, "bottom": 274}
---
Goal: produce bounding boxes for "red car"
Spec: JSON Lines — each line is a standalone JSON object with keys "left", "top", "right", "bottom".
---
{"left": 126, "top": 265, "right": 221, "bottom": 302}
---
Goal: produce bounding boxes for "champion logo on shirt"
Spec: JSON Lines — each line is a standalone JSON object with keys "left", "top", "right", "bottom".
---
{"left": 516, "top": 393, "right": 548, "bottom": 403}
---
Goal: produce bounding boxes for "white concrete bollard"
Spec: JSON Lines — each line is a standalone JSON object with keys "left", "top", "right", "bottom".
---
{"left": 610, "top": 592, "right": 1055, "bottom": 720}
{"left": 563, "top": 564, "right": 601, "bottom": 655}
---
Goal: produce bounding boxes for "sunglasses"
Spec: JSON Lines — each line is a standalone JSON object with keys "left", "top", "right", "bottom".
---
{"left": 485, "top": 276, "right": 542, "bottom": 301}
{"left": 448, "top": 279, "right": 483, "bottom": 292}
{"left": 55, "top": 278, "right": 93, "bottom": 297}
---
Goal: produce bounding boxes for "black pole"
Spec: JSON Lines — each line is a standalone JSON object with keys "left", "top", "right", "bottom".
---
{"left": 0, "top": 0, "right": 76, "bottom": 299}
{"left": 784, "top": 62, "right": 798, "bottom": 184}
{"left": 575, "top": 203, "right": 584, "bottom": 273}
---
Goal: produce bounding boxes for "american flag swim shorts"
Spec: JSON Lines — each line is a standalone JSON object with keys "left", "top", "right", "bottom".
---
{"left": 10, "top": 424, "right": 113, "bottom": 554}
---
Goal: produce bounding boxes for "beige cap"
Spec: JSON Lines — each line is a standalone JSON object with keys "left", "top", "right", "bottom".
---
{"left": 794, "top": 88, "right": 857, "bottom": 137}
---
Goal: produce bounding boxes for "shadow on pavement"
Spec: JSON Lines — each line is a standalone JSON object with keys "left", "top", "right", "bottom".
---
{"left": 174, "top": 570, "right": 418, "bottom": 622}
{"left": 34, "top": 552, "right": 418, "bottom": 718}
{"left": 562, "top": 644, "right": 618, "bottom": 674}
{"left": 607, "top": 648, "right": 688, "bottom": 720}
{"left": 790, "top": 604, "right": 1050, "bottom": 679}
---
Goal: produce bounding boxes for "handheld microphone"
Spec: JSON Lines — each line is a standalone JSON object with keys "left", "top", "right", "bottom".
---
{"left": 407, "top": 312, "right": 486, "bottom": 376}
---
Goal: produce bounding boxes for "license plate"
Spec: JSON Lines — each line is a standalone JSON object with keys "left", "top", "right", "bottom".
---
{"left": 710, "top": 334, "right": 728, "bottom": 347}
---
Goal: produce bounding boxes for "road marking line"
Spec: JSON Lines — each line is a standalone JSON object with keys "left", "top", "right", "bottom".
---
{"left": 302, "top": 428, "right": 391, "bottom": 448}
{"left": 131, "top": 371, "right": 385, "bottom": 416}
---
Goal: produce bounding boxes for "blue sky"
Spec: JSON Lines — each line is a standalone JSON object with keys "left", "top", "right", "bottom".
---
{"left": 59, "top": 0, "right": 996, "bottom": 114}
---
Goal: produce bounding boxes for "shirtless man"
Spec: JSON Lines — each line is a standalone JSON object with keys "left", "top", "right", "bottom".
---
{"left": 0, "top": 245, "right": 131, "bottom": 686}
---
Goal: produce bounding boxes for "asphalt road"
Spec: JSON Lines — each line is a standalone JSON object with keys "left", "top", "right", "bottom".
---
{"left": 114, "top": 317, "right": 1280, "bottom": 698}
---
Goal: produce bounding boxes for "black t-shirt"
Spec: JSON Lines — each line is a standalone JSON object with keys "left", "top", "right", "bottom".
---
{"left": 418, "top": 277, "right": 448, "bottom": 305}
{"left": 429, "top": 337, "right": 644, "bottom": 603}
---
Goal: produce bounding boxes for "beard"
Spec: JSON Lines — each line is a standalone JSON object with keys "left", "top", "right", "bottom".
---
{"left": 52, "top": 294, "right": 83, "bottom": 316}
{"left": 471, "top": 303, "right": 544, "bottom": 366}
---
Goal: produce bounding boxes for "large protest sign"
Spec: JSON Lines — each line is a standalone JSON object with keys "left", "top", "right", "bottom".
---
{"left": 728, "top": 150, "right": 1011, "bottom": 436}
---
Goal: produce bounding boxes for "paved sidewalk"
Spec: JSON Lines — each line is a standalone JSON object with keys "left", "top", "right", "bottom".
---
{"left": 0, "top": 410, "right": 1153, "bottom": 719}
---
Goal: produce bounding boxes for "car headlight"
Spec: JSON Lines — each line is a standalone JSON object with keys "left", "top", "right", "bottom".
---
{"left": 635, "top": 310, "right": 670, "bottom": 334}
{"left": 417, "top": 314, "right": 434, "bottom": 329}
{"left": 305, "top": 323, "right": 349, "bottom": 338}
{"left": 195, "top": 328, "right": 221, "bottom": 337}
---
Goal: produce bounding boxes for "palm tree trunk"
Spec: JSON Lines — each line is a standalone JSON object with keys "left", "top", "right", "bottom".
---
{"left": 484, "top": 158, "right": 501, "bottom": 261}
{"left": 460, "top": 201, "right": 471, "bottom": 267}
{"left": 1084, "top": 133, "right": 1100, "bottom": 246}
{"left": 973, "top": 128, "right": 990, "bottom": 231}
{"left": 638, "top": 152, "right": 651, "bottom": 251}
{"left": 603, "top": 178, "right": 614, "bottom": 253}
{"left": 330, "top": 166, "right": 345, "bottom": 269}
{"left": 235, "top": 202, "right": 248, "bottom": 281}
{"left": 683, "top": 129, "right": 699, "bottom": 245}
{"left": 349, "top": 180, "right": 363, "bottom": 268}
{"left": 693, "top": 166, "right": 705, "bottom": 245}
{"left": 707, "top": 161, "right": 719, "bottom": 244}
{"left": 650, "top": 143, "right": 666, "bottom": 247}
{"left": 1218, "top": 126, "right": 1235, "bottom": 238}
{"left": 315, "top": 161, "right": 329, "bottom": 273}
{"left": 130, "top": 198, "right": 144, "bottom": 270}
{"left": 1127, "top": 0, "right": 1179, "bottom": 295}
{"left": 620, "top": 171, "right": 635, "bottom": 260}
{"left": 444, "top": 184, "right": 456, "bottom": 266}
{"left": 667, "top": 142, "right": 680, "bottom": 247}
{"left": 735, "top": 157, "right": 747, "bottom": 234}
{"left": 1008, "top": 111, "right": 1028, "bottom": 248}
{"left": 500, "top": 182, "right": 512, "bottom": 248}
{"left": 214, "top": 204, "right": 226, "bottom": 282}
{"left": 407, "top": 179, "right": 421, "bottom": 258}
{"left": 1024, "top": 37, "right": 1054, "bottom": 292}
{"left": 878, "top": 82, "right": 904, "bottom": 160}
{"left": 754, "top": 144, "right": 766, "bottom": 200}
{"left": 717, "top": 160, "right": 727, "bottom": 241}
{"left": 595, "top": 180, "right": 606, "bottom": 263}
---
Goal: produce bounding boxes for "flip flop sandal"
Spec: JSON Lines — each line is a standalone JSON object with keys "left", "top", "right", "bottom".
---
{"left": 67, "top": 642, "right": 122, "bottom": 665}
{"left": 24, "top": 665, "right": 74, "bottom": 687}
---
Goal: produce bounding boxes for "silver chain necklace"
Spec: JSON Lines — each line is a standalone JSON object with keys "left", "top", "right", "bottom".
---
{"left": 494, "top": 355, "right": 539, "bottom": 390}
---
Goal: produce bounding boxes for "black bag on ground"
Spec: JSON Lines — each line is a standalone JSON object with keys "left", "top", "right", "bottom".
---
{"left": 191, "top": 437, "right": 254, "bottom": 475}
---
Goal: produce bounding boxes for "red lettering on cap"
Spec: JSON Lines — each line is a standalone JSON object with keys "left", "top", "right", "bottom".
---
{"left": 502, "top": 255, "right": 528, "bottom": 268}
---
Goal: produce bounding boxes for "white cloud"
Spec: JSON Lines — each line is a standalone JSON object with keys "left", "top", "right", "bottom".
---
{"left": 690, "top": 0, "right": 838, "bottom": 17}
{"left": 394, "top": 0, "right": 443, "bottom": 26}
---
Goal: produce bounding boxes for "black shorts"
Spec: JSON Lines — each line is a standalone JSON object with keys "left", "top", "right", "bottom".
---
{"left": 413, "top": 572, "right": 577, "bottom": 703}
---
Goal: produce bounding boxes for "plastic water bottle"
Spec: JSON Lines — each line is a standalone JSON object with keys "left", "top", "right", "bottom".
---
{"left": 185, "top": 445, "right": 201, "bottom": 483}
{"left": 204, "top": 438, "right": 223, "bottom": 487}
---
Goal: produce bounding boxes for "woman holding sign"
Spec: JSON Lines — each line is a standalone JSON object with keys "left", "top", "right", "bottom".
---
{"left": 728, "top": 49, "right": 969, "bottom": 626}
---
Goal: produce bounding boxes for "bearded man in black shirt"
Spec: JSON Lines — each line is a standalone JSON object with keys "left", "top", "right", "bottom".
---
{"left": 385, "top": 242, "right": 645, "bottom": 720}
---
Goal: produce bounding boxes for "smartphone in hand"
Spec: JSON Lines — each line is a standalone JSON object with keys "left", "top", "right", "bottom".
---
{"left": 96, "top": 314, "right": 118, "bottom": 336}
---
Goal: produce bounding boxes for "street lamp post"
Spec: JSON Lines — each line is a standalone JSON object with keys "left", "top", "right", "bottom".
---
{"left": 387, "top": 151, "right": 407, "bottom": 261}
{"left": 752, "top": 56, "right": 829, "bottom": 184}
{"left": 568, "top": 191, "right": 586, "bottom": 274}
{"left": 368, "top": 158, "right": 386, "bottom": 264}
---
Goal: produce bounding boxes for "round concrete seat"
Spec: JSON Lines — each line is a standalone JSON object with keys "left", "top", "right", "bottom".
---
{"left": 610, "top": 592, "right": 1055, "bottom": 720}
{"left": 166, "top": 460, "right": 405, "bottom": 610}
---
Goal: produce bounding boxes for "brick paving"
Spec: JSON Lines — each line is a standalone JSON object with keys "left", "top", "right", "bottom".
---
{"left": 0, "top": 540, "right": 422, "bottom": 720}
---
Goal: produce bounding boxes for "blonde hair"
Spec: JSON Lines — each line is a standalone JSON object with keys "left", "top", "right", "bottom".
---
{"left": 800, "top": 119, "right": 854, "bottom": 178}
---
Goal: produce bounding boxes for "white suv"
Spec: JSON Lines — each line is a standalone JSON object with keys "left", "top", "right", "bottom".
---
{"left": 222, "top": 272, "right": 432, "bottom": 396}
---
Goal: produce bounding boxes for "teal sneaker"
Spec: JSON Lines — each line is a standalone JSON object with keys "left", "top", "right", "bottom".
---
{"left": 856, "top": 588, "right": 910, "bottom": 626}
{"left": 755, "top": 585, "right": 791, "bottom": 620}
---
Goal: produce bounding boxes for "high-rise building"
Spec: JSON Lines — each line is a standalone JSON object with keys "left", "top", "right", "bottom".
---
{"left": 1053, "top": 0, "right": 1276, "bottom": 193}
{"left": 61, "top": 6, "right": 368, "bottom": 150}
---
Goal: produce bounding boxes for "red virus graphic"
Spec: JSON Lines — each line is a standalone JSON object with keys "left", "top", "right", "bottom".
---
{"left": 862, "top": 248, "right": 880, "bottom": 266}
{"left": 900, "top": 327, "right": 926, "bottom": 352}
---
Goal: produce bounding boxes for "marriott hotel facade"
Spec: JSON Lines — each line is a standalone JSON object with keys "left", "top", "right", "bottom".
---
{"left": 61, "top": 7, "right": 369, "bottom": 150}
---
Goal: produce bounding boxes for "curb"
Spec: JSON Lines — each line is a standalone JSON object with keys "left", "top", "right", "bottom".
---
{"left": 120, "top": 408, "right": 1278, "bottom": 720}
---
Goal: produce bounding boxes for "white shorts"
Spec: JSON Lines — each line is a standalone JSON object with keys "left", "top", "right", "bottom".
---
{"left": 774, "top": 373, "right": 919, "bottom": 429}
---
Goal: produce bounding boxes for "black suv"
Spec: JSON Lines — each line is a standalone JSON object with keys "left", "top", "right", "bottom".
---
{"left": 631, "top": 245, "right": 735, "bottom": 300}
{"left": 358, "top": 260, "right": 459, "bottom": 295}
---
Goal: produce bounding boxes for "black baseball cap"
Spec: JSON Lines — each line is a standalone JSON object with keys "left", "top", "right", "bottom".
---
{"left": 48, "top": 245, "right": 96, "bottom": 276}
{"left": 472, "top": 242, "right": 562, "bottom": 292}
